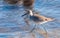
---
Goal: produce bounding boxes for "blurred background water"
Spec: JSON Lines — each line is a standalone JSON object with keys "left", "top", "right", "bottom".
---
{"left": 0, "top": 0, "right": 60, "bottom": 38}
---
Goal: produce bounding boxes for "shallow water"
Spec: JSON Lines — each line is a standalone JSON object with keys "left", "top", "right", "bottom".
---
{"left": 0, "top": 0, "right": 60, "bottom": 38}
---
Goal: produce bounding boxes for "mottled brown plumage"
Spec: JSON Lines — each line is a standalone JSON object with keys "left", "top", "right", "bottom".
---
{"left": 23, "top": 0, "right": 34, "bottom": 7}
{"left": 4, "top": 0, "right": 34, "bottom": 6}
{"left": 23, "top": 0, "right": 34, "bottom": 10}
{"left": 4, "top": 0, "right": 21, "bottom": 4}
{"left": 4, "top": 0, "right": 34, "bottom": 10}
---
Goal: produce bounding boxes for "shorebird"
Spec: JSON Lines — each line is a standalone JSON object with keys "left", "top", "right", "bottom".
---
{"left": 21, "top": 9, "right": 54, "bottom": 29}
{"left": 21, "top": 10, "right": 54, "bottom": 32}
{"left": 21, "top": 10, "right": 54, "bottom": 38}
{"left": 22, "top": 10, "right": 54, "bottom": 25}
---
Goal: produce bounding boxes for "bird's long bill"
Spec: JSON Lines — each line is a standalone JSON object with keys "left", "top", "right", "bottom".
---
{"left": 21, "top": 13, "right": 28, "bottom": 17}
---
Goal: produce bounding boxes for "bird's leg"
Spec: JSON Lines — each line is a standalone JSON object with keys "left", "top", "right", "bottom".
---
{"left": 35, "top": 28, "right": 48, "bottom": 38}
{"left": 29, "top": 24, "right": 36, "bottom": 38}
{"left": 30, "top": 24, "right": 36, "bottom": 33}
{"left": 23, "top": 17, "right": 31, "bottom": 31}
{"left": 41, "top": 25, "right": 48, "bottom": 38}
{"left": 35, "top": 24, "right": 48, "bottom": 38}
{"left": 30, "top": 33, "right": 36, "bottom": 38}
{"left": 24, "top": 17, "right": 30, "bottom": 26}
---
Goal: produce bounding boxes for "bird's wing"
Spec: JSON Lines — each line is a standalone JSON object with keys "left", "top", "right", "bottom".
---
{"left": 34, "top": 14, "right": 54, "bottom": 21}
{"left": 34, "top": 14, "right": 46, "bottom": 20}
